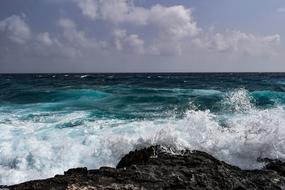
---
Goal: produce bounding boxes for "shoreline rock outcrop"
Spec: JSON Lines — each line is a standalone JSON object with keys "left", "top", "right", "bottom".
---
{"left": 3, "top": 145, "right": 285, "bottom": 190}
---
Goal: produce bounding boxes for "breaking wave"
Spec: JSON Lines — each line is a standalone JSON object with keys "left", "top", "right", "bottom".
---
{"left": 1, "top": 88, "right": 285, "bottom": 185}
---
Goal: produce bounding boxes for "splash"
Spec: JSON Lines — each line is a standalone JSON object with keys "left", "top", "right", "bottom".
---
{"left": 224, "top": 88, "right": 253, "bottom": 112}
{"left": 1, "top": 88, "right": 285, "bottom": 185}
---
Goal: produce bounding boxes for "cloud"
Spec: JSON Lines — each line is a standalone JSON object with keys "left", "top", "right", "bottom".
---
{"left": 74, "top": 0, "right": 200, "bottom": 55}
{"left": 112, "top": 29, "right": 144, "bottom": 54}
{"left": 72, "top": 0, "right": 280, "bottom": 58}
{"left": 0, "top": 15, "right": 31, "bottom": 44}
{"left": 0, "top": 1, "right": 282, "bottom": 72}
{"left": 97, "top": 0, "right": 131, "bottom": 23}
{"left": 193, "top": 30, "right": 281, "bottom": 56}
{"left": 76, "top": 0, "right": 98, "bottom": 20}
{"left": 37, "top": 32, "right": 57, "bottom": 46}
{"left": 58, "top": 18, "right": 84, "bottom": 44}
{"left": 0, "top": 15, "right": 88, "bottom": 60}
{"left": 277, "top": 8, "right": 285, "bottom": 13}
{"left": 147, "top": 5, "right": 199, "bottom": 38}
{"left": 74, "top": 0, "right": 133, "bottom": 22}
{"left": 75, "top": 0, "right": 199, "bottom": 37}
{"left": 57, "top": 18, "right": 101, "bottom": 50}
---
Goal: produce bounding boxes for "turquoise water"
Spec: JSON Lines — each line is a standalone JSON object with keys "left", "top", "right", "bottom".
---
{"left": 1, "top": 73, "right": 285, "bottom": 184}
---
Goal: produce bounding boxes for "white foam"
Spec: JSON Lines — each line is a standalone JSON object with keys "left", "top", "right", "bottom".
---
{"left": 1, "top": 89, "right": 285, "bottom": 185}
{"left": 80, "top": 75, "right": 89, "bottom": 78}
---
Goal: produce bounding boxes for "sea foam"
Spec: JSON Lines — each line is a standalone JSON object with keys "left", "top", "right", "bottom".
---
{"left": 1, "top": 89, "right": 285, "bottom": 185}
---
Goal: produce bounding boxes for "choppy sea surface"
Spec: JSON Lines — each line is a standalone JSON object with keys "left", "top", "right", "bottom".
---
{"left": 1, "top": 73, "right": 285, "bottom": 185}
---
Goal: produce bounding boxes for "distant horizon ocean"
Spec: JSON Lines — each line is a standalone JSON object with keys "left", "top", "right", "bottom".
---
{"left": 1, "top": 73, "right": 285, "bottom": 185}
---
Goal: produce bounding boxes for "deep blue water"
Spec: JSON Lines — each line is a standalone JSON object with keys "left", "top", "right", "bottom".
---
{"left": 1, "top": 73, "right": 285, "bottom": 185}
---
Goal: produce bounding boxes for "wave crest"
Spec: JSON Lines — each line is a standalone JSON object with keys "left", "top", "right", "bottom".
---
{"left": 1, "top": 89, "right": 285, "bottom": 185}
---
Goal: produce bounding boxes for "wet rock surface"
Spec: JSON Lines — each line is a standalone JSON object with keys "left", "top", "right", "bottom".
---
{"left": 3, "top": 145, "right": 285, "bottom": 190}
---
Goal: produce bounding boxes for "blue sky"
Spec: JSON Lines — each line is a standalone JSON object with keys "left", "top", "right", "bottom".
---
{"left": 0, "top": 0, "right": 285, "bottom": 72}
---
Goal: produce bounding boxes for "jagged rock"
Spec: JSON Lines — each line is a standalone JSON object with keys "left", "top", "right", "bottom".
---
{"left": 3, "top": 146, "right": 285, "bottom": 190}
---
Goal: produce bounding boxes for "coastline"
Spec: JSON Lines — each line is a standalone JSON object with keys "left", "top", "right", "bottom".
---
{"left": 3, "top": 146, "right": 285, "bottom": 190}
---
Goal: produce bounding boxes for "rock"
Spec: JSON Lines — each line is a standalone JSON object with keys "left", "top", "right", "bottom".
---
{"left": 3, "top": 145, "right": 285, "bottom": 190}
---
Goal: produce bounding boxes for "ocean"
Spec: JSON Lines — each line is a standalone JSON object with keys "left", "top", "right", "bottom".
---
{"left": 1, "top": 73, "right": 285, "bottom": 185}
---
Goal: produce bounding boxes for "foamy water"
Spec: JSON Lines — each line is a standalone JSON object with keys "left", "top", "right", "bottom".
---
{"left": 1, "top": 74, "right": 285, "bottom": 185}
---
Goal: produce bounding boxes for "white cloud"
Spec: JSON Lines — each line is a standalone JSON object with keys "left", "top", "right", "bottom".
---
{"left": 193, "top": 30, "right": 281, "bottom": 56}
{"left": 0, "top": 15, "right": 90, "bottom": 59}
{"left": 0, "top": 15, "right": 31, "bottom": 44}
{"left": 58, "top": 18, "right": 98, "bottom": 49}
{"left": 112, "top": 29, "right": 144, "bottom": 54}
{"left": 74, "top": 0, "right": 200, "bottom": 55}
{"left": 37, "top": 32, "right": 56, "bottom": 46}
{"left": 75, "top": 0, "right": 199, "bottom": 37}
{"left": 76, "top": 0, "right": 98, "bottom": 20}
{"left": 64, "top": 0, "right": 283, "bottom": 57}
{"left": 74, "top": 0, "right": 131, "bottom": 22}
{"left": 147, "top": 5, "right": 199, "bottom": 39}
{"left": 99, "top": 0, "right": 130, "bottom": 23}
{"left": 0, "top": 2, "right": 282, "bottom": 71}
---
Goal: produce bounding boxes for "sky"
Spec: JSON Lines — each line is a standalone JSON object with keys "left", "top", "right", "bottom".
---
{"left": 0, "top": 0, "right": 285, "bottom": 73}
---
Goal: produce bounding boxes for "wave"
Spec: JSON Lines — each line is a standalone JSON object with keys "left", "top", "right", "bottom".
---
{"left": 0, "top": 89, "right": 109, "bottom": 105}
{"left": 1, "top": 89, "right": 285, "bottom": 185}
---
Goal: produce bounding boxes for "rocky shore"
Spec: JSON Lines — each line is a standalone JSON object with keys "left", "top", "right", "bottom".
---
{"left": 3, "top": 146, "right": 285, "bottom": 190}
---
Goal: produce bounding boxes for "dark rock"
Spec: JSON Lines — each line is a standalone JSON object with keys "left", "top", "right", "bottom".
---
{"left": 64, "top": 167, "right": 88, "bottom": 175}
{"left": 3, "top": 146, "right": 285, "bottom": 190}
